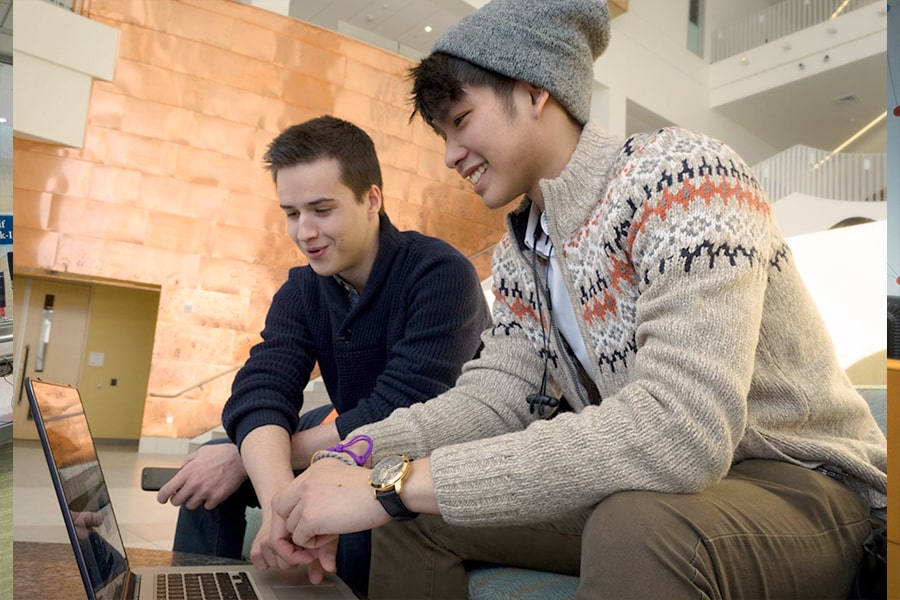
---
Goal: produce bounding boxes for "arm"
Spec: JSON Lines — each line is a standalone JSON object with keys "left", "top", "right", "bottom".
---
{"left": 326, "top": 246, "right": 491, "bottom": 439}
{"left": 222, "top": 272, "right": 320, "bottom": 449}
{"left": 241, "top": 425, "right": 316, "bottom": 570}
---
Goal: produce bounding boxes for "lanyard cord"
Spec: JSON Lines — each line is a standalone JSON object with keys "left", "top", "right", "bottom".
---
{"left": 527, "top": 245, "right": 559, "bottom": 417}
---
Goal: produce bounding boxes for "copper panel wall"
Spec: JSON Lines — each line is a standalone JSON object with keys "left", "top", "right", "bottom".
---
{"left": 14, "top": 0, "right": 506, "bottom": 439}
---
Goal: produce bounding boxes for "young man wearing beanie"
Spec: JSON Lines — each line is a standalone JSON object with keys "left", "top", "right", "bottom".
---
{"left": 263, "top": 2, "right": 887, "bottom": 598}
{"left": 155, "top": 115, "right": 491, "bottom": 596}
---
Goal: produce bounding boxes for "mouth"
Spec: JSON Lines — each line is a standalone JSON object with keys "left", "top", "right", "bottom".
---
{"left": 303, "top": 245, "right": 328, "bottom": 260}
{"left": 465, "top": 164, "right": 487, "bottom": 186}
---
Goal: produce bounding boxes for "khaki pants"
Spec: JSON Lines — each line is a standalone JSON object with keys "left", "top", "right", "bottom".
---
{"left": 370, "top": 459, "right": 872, "bottom": 599}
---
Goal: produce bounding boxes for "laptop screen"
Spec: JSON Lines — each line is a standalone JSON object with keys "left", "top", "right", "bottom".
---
{"left": 26, "top": 378, "right": 132, "bottom": 600}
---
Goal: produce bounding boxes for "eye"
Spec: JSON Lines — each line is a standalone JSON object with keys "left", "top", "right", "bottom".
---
{"left": 315, "top": 207, "right": 334, "bottom": 215}
{"left": 284, "top": 210, "right": 299, "bottom": 219}
{"left": 452, "top": 111, "right": 469, "bottom": 128}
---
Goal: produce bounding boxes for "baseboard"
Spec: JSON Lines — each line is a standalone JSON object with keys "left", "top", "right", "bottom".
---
{"left": 137, "top": 435, "right": 191, "bottom": 455}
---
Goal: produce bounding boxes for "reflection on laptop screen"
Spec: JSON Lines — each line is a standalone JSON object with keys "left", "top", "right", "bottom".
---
{"left": 26, "top": 378, "right": 131, "bottom": 600}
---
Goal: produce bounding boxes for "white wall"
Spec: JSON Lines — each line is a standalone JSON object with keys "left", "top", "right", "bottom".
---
{"left": 772, "top": 193, "right": 887, "bottom": 237}
{"left": 888, "top": 4, "right": 899, "bottom": 296}
{"left": 13, "top": 0, "right": 118, "bottom": 148}
{"left": 593, "top": 2, "right": 778, "bottom": 163}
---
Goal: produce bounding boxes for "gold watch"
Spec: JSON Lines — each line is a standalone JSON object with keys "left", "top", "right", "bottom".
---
{"left": 368, "top": 455, "right": 419, "bottom": 521}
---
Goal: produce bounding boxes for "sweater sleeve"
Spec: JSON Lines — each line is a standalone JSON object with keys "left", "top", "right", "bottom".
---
{"left": 222, "top": 273, "right": 318, "bottom": 449}
{"left": 351, "top": 234, "right": 561, "bottom": 461}
{"left": 333, "top": 246, "right": 492, "bottom": 438}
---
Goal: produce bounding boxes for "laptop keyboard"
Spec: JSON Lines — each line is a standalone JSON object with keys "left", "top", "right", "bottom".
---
{"left": 155, "top": 571, "right": 259, "bottom": 600}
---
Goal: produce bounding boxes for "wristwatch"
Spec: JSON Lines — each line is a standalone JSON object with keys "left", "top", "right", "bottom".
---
{"left": 369, "top": 455, "right": 419, "bottom": 521}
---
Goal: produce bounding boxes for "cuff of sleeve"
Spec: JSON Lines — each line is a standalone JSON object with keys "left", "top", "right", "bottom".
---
{"left": 334, "top": 408, "right": 367, "bottom": 440}
{"left": 349, "top": 410, "right": 417, "bottom": 463}
{"left": 232, "top": 408, "right": 295, "bottom": 450}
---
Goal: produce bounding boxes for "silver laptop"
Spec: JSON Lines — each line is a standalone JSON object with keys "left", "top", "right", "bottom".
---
{"left": 25, "top": 377, "right": 356, "bottom": 600}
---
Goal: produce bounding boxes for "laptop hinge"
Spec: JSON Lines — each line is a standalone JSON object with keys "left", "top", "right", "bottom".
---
{"left": 122, "top": 572, "right": 139, "bottom": 600}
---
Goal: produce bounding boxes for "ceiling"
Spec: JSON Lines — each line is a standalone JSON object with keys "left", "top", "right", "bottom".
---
{"left": 714, "top": 52, "right": 887, "bottom": 155}
{"left": 291, "top": 0, "right": 887, "bottom": 157}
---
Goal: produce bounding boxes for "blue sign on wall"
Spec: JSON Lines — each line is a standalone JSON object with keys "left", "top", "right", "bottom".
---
{"left": 0, "top": 214, "right": 10, "bottom": 245}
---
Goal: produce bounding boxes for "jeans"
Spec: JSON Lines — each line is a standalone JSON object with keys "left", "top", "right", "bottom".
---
{"left": 172, "top": 404, "right": 371, "bottom": 596}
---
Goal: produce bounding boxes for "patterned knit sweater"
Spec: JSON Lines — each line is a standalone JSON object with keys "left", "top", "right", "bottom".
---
{"left": 353, "top": 123, "right": 887, "bottom": 526}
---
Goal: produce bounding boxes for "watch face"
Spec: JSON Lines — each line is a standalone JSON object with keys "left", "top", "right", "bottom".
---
{"left": 371, "top": 455, "right": 407, "bottom": 487}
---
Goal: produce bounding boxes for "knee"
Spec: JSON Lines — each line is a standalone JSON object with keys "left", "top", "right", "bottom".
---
{"left": 586, "top": 491, "right": 691, "bottom": 553}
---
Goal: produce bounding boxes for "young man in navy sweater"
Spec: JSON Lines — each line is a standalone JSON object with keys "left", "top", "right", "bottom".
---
{"left": 156, "top": 116, "right": 490, "bottom": 595}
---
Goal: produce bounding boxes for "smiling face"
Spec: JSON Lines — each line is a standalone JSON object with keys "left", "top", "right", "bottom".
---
{"left": 277, "top": 157, "right": 381, "bottom": 291}
{"left": 432, "top": 83, "right": 549, "bottom": 210}
{"left": 432, "top": 82, "right": 577, "bottom": 213}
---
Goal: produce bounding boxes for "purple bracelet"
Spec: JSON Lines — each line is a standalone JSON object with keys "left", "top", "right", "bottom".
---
{"left": 325, "top": 434, "right": 373, "bottom": 466}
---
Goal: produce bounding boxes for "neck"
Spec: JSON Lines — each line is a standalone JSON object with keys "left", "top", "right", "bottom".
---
{"left": 527, "top": 113, "right": 584, "bottom": 209}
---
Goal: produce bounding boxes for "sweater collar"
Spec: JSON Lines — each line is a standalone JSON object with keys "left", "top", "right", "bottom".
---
{"left": 508, "top": 122, "right": 623, "bottom": 246}
{"left": 349, "top": 213, "right": 402, "bottom": 301}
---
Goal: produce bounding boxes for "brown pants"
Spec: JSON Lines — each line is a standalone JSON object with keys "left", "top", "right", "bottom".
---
{"left": 369, "top": 460, "right": 872, "bottom": 599}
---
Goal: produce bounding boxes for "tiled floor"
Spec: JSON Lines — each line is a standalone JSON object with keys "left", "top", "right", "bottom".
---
{"left": 13, "top": 438, "right": 187, "bottom": 551}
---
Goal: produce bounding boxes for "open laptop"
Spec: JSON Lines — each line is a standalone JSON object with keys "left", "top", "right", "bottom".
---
{"left": 24, "top": 377, "right": 356, "bottom": 600}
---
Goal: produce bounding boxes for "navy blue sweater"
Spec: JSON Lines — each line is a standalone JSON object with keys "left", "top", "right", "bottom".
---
{"left": 223, "top": 215, "right": 491, "bottom": 447}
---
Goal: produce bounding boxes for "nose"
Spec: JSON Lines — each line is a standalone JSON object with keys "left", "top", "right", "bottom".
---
{"left": 294, "top": 213, "right": 318, "bottom": 243}
{"left": 444, "top": 137, "right": 467, "bottom": 171}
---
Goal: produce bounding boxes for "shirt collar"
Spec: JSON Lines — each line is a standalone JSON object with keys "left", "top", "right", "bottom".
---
{"left": 333, "top": 274, "right": 360, "bottom": 306}
{"left": 524, "top": 199, "right": 553, "bottom": 260}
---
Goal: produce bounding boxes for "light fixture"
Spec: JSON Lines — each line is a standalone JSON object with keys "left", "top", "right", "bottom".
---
{"left": 813, "top": 111, "right": 887, "bottom": 169}
{"left": 0, "top": 118, "right": 6, "bottom": 124}
{"left": 424, "top": 25, "right": 432, "bottom": 32}
{"left": 830, "top": 0, "right": 851, "bottom": 19}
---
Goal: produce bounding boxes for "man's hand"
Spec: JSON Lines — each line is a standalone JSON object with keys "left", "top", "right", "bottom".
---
{"left": 156, "top": 443, "right": 247, "bottom": 510}
{"left": 251, "top": 496, "right": 338, "bottom": 584}
{"left": 274, "top": 458, "right": 391, "bottom": 551}
{"left": 72, "top": 510, "right": 103, "bottom": 539}
{"left": 250, "top": 505, "right": 313, "bottom": 570}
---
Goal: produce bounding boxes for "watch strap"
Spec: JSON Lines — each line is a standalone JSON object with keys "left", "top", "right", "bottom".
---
{"left": 374, "top": 488, "right": 419, "bottom": 521}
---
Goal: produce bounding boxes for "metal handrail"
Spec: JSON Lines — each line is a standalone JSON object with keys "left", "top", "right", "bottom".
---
{"left": 148, "top": 365, "right": 240, "bottom": 398}
{"left": 39, "top": 0, "right": 91, "bottom": 17}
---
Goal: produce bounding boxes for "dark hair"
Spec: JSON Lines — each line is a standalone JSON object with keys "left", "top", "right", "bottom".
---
{"left": 263, "top": 116, "right": 384, "bottom": 210}
{"left": 409, "top": 53, "right": 518, "bottom": 129}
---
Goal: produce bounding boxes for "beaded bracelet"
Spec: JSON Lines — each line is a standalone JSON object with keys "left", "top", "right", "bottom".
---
{"left": 325, "top": 434, "right": 374, "bottom": 466}
{"left": 310, "top": 449, "right": 357, "bottom": 467}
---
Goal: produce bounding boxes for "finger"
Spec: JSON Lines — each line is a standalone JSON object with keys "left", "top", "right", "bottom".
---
{"left": 307, "top": 559, "right": 324, "bottom": 585}
{"left": 156, "top": 474, "right": 183, "bottom": 504}
{"left": 317, "top": 542, "right": 337, "bottom": 575}
{"left": 285, "top": 502, "right": 303, "bottom": 536}
{"left": 273, "top": 538, "right": 315, "bottom": 567}
{"left": 183, "top": 493, "right": 204, "bottom": 511}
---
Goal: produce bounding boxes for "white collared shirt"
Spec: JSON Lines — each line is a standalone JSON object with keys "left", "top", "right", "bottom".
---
{"left": 523, "top": 202, "right": 593, "bottom": 377}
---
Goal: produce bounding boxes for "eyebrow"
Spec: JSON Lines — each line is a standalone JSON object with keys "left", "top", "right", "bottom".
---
{"left": 279, "top": 197, "right": 335, "bottom": 210}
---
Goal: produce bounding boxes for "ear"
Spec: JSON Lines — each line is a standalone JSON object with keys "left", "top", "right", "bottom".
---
{"left": 365, "top": 185, "right": 383, "bottom": 219}
{"left": 523, "top": 83, "right": 552, "bottom": 118}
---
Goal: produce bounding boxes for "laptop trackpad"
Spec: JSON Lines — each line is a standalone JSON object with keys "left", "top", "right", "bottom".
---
{"left": 273, "top": 584, "right": 343, "bottom": 599}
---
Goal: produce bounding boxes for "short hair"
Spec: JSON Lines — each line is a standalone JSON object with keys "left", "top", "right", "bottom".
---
{"left": 409, "top": 53, "right": 518, "bottom": 129}
{"left": 263, "top": 116, "right": 384, "bottom": 206}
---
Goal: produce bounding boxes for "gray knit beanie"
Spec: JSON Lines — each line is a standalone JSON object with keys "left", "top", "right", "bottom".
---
{"left": 432, "top": 0, "right": 611, "bottom": 125}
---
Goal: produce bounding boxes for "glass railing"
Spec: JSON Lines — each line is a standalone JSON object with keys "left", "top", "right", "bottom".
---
{"left": 754, "top": 145, "right": 886, "bottom": 203}
{"left": 710, "top": 0, "right": 881, "bottom": 63}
